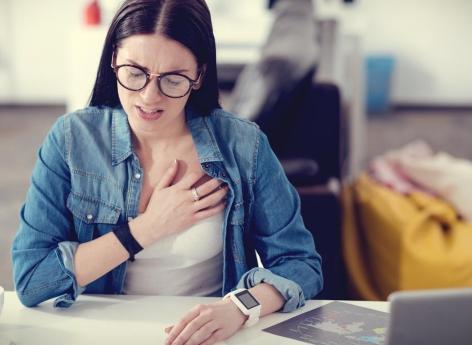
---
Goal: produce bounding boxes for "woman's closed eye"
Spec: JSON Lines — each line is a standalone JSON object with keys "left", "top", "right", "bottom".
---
{"left": 162, "top": 75, "right": 185, "bottom": 87}
{"left": 122, "top": 66, "right": 145, "bottom": 79}
{"left": 129, "top": 71, "right": 143, "bottom": 78}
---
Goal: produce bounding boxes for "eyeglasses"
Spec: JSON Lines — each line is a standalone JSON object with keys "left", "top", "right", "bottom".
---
{"left": 111, "top": 63, "right": 201, "bottom": 98}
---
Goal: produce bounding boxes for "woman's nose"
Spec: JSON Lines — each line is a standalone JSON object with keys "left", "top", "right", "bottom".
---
{"left": 139, "top": 77, "right": 163, "bottom": 102}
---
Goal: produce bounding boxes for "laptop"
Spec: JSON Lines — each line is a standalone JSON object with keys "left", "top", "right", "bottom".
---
{"left": 386, "top": 288, "right": 472, "bottom": 345}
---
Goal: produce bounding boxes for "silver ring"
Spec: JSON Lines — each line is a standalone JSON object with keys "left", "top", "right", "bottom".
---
{"left": 191, "top": 187, "right": 200, "bottom": 202}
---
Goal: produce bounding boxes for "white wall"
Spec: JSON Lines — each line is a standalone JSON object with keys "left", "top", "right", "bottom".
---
{"left": 6, "top": 0, "right": 82, "bottom": 104}
{"left": 0, "top": 0, "right": 13, "bottom": 102}
{"left": 341, "top": 0, "right": 472, "bottom": 106}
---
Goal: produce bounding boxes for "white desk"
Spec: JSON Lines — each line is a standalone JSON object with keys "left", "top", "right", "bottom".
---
{"left": 0, "top": 292, "right": 388, "bottom": 345}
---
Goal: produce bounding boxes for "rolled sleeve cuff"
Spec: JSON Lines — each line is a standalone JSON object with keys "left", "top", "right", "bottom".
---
{"left": 54, "top": 241, "right": 86, "bottom": 308}
{"left": 236, "top": 267, "right": 305, "bottom": 312}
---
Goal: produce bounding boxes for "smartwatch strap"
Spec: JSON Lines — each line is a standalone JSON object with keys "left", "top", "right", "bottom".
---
{"left": 224, "top": 289, "right": 261, "bottom": 327}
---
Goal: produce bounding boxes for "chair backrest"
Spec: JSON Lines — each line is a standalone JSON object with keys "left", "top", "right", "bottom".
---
{"left": 255, "top": 71, "right": 343, "bottom": 185}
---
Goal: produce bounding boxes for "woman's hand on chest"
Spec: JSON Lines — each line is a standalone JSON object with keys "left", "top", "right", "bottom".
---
{"left": 129, "top": 159, "right": 228, "bottom": 248}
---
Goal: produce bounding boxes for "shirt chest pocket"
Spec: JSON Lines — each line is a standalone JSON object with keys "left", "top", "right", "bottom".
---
{"left": 66, "top": 192, "right": 121, "bottom": 242}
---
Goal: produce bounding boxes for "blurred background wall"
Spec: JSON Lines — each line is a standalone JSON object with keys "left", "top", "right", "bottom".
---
{"left": 341, "top": 0, "right": 472, "bottom": 106}
{"left": 0, "top": 0, "right": 470, "bottom": 107}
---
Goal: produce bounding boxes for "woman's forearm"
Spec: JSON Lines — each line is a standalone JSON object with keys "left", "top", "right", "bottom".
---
{"left": 74, "top": 216, "right": 154, "bottom": 287}
{"left": 74, "top": 231, "right": 130, "bottom": 287}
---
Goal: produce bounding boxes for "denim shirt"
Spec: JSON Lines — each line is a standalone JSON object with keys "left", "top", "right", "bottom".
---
{"left": 12, "top": 106, "right": 323, "bottom": 310}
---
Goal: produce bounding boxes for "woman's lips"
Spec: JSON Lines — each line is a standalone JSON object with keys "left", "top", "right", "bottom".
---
{"left": 135, "top": 105, "right": 163, "bottom": 121}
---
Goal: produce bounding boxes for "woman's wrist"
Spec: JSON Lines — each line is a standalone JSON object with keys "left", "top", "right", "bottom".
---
{"left": 248, "top": 283, "right": 285, "bottom": 317}
{"left": 128, "top": 214, "right": 157, "bottom": 248}
{"left": 223, "top": 298, "right": 248, "bottom": 325}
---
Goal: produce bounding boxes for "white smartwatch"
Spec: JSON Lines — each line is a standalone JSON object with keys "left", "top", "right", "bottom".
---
{"left": 224, "top": 288, "right": 261, "bottom": 327}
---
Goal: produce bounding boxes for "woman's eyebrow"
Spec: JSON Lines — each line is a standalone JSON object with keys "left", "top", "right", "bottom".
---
{"left": 124, "top": 58, "right": 189, "bottom": 74}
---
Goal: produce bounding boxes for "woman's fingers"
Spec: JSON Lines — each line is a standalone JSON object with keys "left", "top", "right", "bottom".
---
{"left": 181, "top": 321, "right": 219, "bottom": 345}
{"left": 169, "top": 317, "right": 215, "bottom": 345}
{"left": 167, "top": 300, "right": 246, "bottom": 345}
{"left": 178, "top": 170, "right": 207, "bottom": 190}
{"left": 165, "top": 304, "right": 207, "bottom": 345}
{"left": 156, "top": 159, "right": 179, "bottom": 189}
{"left": 193, "top": 178, "right": 225, "bottom": 198}
{"left": 200, "top": 329, "right": 225, "bottom": 345}
{"left": 193, "top": 202, "right": 226, "bottom": 221}
{"left": 192, "top": 185, "right": 228, "bottom": 211}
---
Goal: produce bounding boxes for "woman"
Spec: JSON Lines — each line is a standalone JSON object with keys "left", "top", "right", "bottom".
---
{"left": 12, "top": 0, "right": 323, "bottom": 344}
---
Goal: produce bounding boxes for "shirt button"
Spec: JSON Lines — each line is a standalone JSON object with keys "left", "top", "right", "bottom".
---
{"left": 86, "top": 214, "right": 93, "bottom": 220}
{"left": 134, "top": 173, "right": 141, "bottom": 180}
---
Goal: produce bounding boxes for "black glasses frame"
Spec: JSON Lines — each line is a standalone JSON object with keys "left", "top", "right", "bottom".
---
{"left": 111, "top": 63, "right": 200, "bottom": 99}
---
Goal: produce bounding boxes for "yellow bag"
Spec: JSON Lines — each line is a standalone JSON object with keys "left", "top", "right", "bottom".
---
{"left": 343, "top": 174, "right": 472, "bottom": 300}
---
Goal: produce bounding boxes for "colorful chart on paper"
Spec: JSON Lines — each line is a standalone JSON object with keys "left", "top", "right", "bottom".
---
{"left": 263, "top": 301, "right": 388, "bottom": 345}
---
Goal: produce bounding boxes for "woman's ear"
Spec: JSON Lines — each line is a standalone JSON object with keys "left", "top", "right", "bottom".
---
{"left": 193, "top": 64, "right": 207, "bottom": 90}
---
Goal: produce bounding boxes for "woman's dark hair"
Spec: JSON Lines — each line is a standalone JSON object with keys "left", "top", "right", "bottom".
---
{"left": 89, "top": 0, "right": 220, "bottom": 115}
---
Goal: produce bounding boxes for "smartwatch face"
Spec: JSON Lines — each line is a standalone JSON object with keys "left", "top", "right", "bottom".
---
{"left": 235, "top": 290, "right": 260, "bottom": 309}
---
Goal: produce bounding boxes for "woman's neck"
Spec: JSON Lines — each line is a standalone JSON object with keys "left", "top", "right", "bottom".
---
{"left": 132, "top": 118, "right": 190, "bottom": 157}
{"left": 131, "top": 111, "right": 189, "bottom": 146}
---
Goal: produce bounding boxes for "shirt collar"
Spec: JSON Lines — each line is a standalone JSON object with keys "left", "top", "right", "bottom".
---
{"left": 186, "top": 107, "right": 223, "bottom": 163}
{"left": 111, "top": 106, "right": 223, "bottom": 165}
{"left": 111, "top": 107, "right": 133, "bottom": 166}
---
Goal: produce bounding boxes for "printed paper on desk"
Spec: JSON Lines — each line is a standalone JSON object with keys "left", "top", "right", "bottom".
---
{"left": 263, "top": 301, "right": 388, "bottom": 345}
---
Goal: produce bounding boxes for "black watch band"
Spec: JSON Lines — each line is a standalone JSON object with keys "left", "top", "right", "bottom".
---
{"left": 113, "top": 222, "right": 143, "bottom": 261}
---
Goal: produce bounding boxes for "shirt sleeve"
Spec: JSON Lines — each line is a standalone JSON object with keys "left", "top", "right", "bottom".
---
{"left": 11, "top": 116, "right": 84, "bottom": 307}
{"left": 239, "top": 130, "right": 323, "bottom": 312}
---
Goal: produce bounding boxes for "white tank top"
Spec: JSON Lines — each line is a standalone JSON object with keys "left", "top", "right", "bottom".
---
{"left": 123, "top": 212, "right": 224, "bottom": 296}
